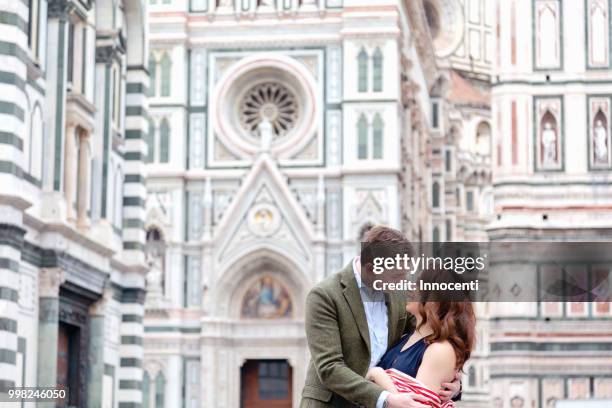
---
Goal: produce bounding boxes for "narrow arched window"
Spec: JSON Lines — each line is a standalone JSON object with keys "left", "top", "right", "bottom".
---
{"left": 146, "top": 119, "right": 155, "bottom": 163}
{"left": 114, "top": 166, "right": 123, "bottom": 227}
{"left": 358, "top": 48, "right": 369, "bottom": 93}
{"left": 432, "top": 181, "right": 440, "bottom": 208}
{"left": 155, "top": 373, "right": 165, "bottom": 408}
{"left": 142, "top": 371, "right": 150, "bottom": 408}
{"left": 148, "top": 53, "right": 157, "bottom": 97}
{"left": 160, "top": 52, "right": 171, "bottom": 97}
{"left": 357, "top": 115, "right": 368, "bottom": 159}
{"left": 372, "top": 114, "right": 384, "bottom": 159}
{"left": 468, "top": 366, "right": 477, "bottom": 387}
{"left": 30, "top": 105, "right": 44, "bottom": 180}
{"left": 432, "top": 226, "right": 440, "bottom": 242}
{"left": 159, "top": 119, "right": 170, "bottom": 163}
{"left": 372, "top": 47, "right": 383, "bottom": 92}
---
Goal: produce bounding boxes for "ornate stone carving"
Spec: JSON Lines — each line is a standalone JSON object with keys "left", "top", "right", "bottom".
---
{"left": 240, "top": 82, "right": 299, "bottom": 140}
{"left": 38, "top": 268, "right": 66, "bottom": 298}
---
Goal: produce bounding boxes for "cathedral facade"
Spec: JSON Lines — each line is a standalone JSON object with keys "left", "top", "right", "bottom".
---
{"left": 0, "top": 0, "right": 149, "bottom": 407}
{"left": 1, "top": 0, "right": 610, "bottom": 407}
{"left": 144, "top": 0, "right": 493, "bottom": 407}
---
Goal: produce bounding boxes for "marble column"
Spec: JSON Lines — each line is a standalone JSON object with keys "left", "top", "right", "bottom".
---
{"left": 63, "top": 125, "right": 78, "bottom": 221}
{"left": 117, "top": 288, "right": 146, "bottom": 408}
{"left": 77, "top": 131, "right": 91, "bottom": 228}
{"left": 37, "top": 268, "right": 65, "bottom": 408}
{"left": 87, "top": 289, "right": 110, "bottom": 408}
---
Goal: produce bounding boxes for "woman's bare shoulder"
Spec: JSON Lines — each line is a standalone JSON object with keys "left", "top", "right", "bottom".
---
{"left": 423, "top": 341, "right": 456, "bottom": 368}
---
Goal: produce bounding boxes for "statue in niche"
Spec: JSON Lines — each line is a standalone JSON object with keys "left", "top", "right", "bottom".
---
{"left": 241, "top": 275, "right": 292, "bottom": 318}
{"left": 258, "top": 117, "right": 273, "bottom": 152}
{"left": 593, "top": 119, "right": 609, "bottom": 163}
{"left": 541, "top": 121, "right": 558, "bottom": 166}
{"left": 145, "top": 227, "right": 168, "bottom": 308}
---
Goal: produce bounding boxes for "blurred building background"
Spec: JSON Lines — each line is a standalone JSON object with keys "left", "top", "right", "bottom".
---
{"left": 0, "top": 0, "right": 610, "bottom": 407}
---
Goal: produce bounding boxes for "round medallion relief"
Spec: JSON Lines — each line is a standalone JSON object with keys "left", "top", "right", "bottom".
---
{"left": 247, "top": 204, "right": 281, "bottom": 237}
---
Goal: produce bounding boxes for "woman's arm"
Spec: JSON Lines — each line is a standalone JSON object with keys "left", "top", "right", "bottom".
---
{"left": 415, "top": 341, "right": 457, "bottom": 395}
{"left": 366, "top": 367, "right": 399, "bottom": 394}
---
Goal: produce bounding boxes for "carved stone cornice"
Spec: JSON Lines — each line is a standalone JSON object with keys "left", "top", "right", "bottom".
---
{"left": 96, "top": 45, "right": 120, "bottom": 65}
{"left": 47, "top": 0, "right": 74, "bottom": 20}
{"left": 48, "top": 0, "right": 90, "bottom": 19}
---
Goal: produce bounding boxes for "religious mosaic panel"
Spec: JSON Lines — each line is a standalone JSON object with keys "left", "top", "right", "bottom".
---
{"left": 241, "top": 275, "right": 293, "bottom": 319}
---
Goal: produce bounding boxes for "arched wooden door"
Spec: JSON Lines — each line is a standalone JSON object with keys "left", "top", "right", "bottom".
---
{"left": 241, "top": 360, "right": 292, "bottom": 408}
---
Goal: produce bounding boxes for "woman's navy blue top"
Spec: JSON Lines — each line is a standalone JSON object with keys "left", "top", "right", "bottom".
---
{"left": 377, "top": 333, "right": 428, "bottom": 378}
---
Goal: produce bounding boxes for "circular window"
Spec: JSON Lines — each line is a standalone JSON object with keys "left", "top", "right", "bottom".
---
{"left": 239, "top": 82, "right": 299, "bottom": 139}
{"left": 212, "top": 55, "right": 319, "bottom": 158}
{"left": 423, "top": 0, "right": 464, "bottom": 58}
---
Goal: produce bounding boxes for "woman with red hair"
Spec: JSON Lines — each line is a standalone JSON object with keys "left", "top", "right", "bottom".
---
{"left": 366, "top": 268, "right": 476, "bottom": 408}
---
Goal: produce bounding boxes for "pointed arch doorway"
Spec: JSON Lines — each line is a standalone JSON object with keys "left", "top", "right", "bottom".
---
{"left": 240, "top": 359, "right": 292, "bottom": 408}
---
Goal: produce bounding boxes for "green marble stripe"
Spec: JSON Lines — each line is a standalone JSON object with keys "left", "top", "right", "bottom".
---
{"left": 0, "top": 11, "right": 28, "bottom": 34}
{"left": 123, "top": 241, "right": 145, "bottom": 251}
{"left": 0, "top": 101, "right": 25, "bottom": 121}
{"left": 118, "top": 403, "right": 142, "bottom": 408}
{"left": 27, "top": 75, "right": 45, "bottom": 96}
{"left": 119, "top": 380, "right": 142, "bottom": 390}
{"left": 0, "top": 379, "right": 16, "bottom": 393}
{"left": 125, "top": 106, "right": 144, "bottom": 116}
{"left": 121, "top": 314, "right": 143, "bottom": 323}
{"left": 53, "top": 19, "right": 67, "bottom": 191}
{"left": 101, "top": 64, "right": 110, "bottom": 216}
{"left": 0, "top": 317, "right": 17, "bottom": 333}
{"left": 0, "top": 40, "right": 28, "bottom": 63}
{"left": 120, "top": 335, "right": 142, "bottom": 345}
{"left": 120, "top": 358, "right": 141, "bottom": 368}
{"left": 126, "top": 83, "right": 147, "bottom": 94}
{"left": 0, "top": 287, "right": 18, "bottom": 302}
{"left": 123, "top": 196, "right": 144, "bottom": 207}
{"left": 124, "top": 152, "right": 142, "bottom": 161}
{"left": 0, "top": 348, "right": 16, "bottom": 364}
{"left": 124, "top": 174, "right": 144, "bottom": 183}
{"left": 0, "top": 258, "right": 20, "bottom": 273}
{"left": 0, "top": 70, "right": 25, "bottom": 90}
{"left": 0, "top": 131, "right": 23, "bottom": 150}
{"left": 0, "top": 160, "right": 23, "bottom": 178}
{"left": 124, "top": 130, "right": 144, "bottom": 140}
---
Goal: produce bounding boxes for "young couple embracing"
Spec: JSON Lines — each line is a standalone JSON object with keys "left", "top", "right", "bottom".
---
{"left": 300, "top": 226, "right": 475, "bottom": 408}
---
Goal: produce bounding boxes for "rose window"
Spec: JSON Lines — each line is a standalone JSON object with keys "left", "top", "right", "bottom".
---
{"left": 239, "top": 82, "right": 299, "bottom": 139}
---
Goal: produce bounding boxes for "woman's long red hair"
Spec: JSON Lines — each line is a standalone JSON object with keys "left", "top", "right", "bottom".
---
{"left": 416, "top": 268, "right": 477, "bottom": 370}
{"left": 417, "top": 301, "right": 476, "bottom": 370}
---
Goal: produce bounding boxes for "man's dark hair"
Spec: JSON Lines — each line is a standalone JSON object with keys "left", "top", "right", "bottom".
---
{"left": 360, "top": 225, "right": 415, "bottom": 268}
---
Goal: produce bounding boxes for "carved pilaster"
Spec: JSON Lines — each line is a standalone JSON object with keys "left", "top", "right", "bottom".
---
{"left": 38, "top": 268, "right": 66, "bottom": 298}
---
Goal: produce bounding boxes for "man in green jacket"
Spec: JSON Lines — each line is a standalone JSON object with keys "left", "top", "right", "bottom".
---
{"left": 300, "top": 226, "right": 460, "bottom": 408}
